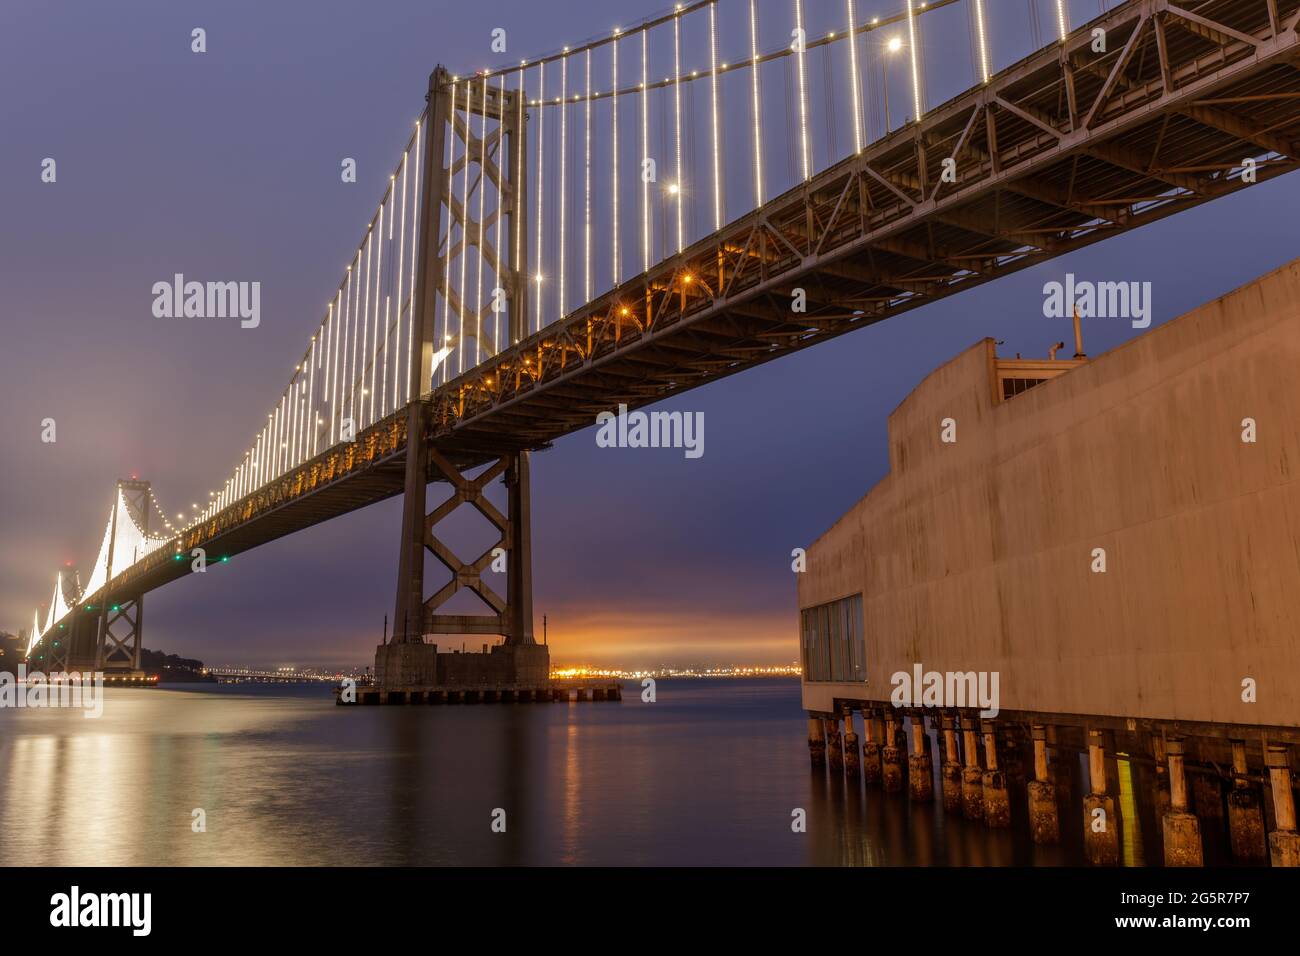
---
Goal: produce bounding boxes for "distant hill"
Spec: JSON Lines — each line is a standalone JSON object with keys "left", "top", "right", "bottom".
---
{"left": 140, "top": 648, "right": 215, "bottom": 682}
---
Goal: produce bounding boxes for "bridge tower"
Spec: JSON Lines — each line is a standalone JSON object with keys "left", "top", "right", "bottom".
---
{"left": 381, "top": 65, "right": 543, "bottom": 689}
{"left": 92, "top": 478, "right": 151, "bottom": 673}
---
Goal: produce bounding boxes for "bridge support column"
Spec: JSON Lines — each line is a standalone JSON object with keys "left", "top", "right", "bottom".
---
{"left": 380, "top": 63, "right": 541, "bottom": 692}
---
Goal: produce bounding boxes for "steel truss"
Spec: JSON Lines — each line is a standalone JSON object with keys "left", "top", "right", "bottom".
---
{"left": 427, "top": 0, "right": 1300, "bottom": 458}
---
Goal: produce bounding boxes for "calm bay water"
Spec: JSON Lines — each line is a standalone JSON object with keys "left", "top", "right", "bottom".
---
{"left": 0, "top": 678, "right": 1186, "bottom": 866}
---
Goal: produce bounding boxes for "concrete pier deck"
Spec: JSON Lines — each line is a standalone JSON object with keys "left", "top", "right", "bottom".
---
{"left": 335, "top": 679, "right": 623, "bottom": 706}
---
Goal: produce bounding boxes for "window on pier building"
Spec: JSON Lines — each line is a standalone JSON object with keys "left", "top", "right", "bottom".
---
{"left": 800, "top": 594, "right": 864, "bottom": 683}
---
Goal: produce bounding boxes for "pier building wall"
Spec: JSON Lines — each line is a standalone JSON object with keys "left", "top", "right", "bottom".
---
{"left": 799, "top": 259, "right": 1300, "bottom": 733}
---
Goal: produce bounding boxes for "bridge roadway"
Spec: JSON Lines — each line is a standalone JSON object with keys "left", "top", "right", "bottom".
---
{"left": 44, "top": 0, "right": 1300, "bottom": 658}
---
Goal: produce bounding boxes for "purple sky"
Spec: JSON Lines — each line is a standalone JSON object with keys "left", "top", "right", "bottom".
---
{"left": 2, "top": 0, "right": 1297, "bottom": 668}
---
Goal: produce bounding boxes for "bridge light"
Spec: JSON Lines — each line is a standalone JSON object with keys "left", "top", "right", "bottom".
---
{"left": 888, "top": 36, "right": 903, "bottom": 53}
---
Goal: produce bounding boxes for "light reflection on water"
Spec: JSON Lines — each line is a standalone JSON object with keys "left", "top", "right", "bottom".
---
{"left": 0, "top": 679, "right": 1203, "bottom": 865}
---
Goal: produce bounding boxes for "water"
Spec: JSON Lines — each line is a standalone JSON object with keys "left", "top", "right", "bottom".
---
{"left": 0, "top": 678, "right": 1212, "bottom": 865}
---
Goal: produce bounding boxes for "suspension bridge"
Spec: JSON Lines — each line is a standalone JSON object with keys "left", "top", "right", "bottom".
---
{"left": 22, "top": 0, "right": 1300, "bottom": 682}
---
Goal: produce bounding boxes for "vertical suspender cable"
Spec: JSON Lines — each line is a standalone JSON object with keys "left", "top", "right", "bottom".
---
{"left": 709, "top": 2, "right": 722, "bottom": 229}
{"left": 534, "top": 63, "right": 545, "bottom": 335}
{"left": 749, "top": 0, "right": 764, "bottom": 207}
{"left": 559, "top": 51, "right": 569, "bottom": 318}
{"left": 612, "top": 32, "right": 621, "bottom": 286}
{"left": 846, "top": 0, "right": 864, "bottom": 152}
{"left": 794, "top": 0, "right": 810, "bottom": 180}
{"left": 673, "top": 11, "right": 683, "bottom": 252}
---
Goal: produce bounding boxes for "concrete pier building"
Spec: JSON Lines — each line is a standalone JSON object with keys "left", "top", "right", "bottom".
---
{"left": 799, "top": 259, "right": 1300, "bottom": 865}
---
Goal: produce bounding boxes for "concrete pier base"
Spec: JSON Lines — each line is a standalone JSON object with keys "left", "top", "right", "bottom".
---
{"left": 1271, "top": 830, "right": 1300, "bottom": 867}
{"left": 1028, "top": 782, "right": 1058, "bottom": 843}
{"left": 808, "top": 716, "right": 826, "bottom": 768}
{"left": 1162, "top": 738, "right": 1202, "bottom": 867}
{"left": 844, "top": 731, "right": 860, "bottom": 775}
{"left": 1027, "top": 726, "right": 1059, "bottom": 844}
{"left": 941, "top": 763, "right": 963, "bottom": 814}
{"left": 1228, "top": 788, "right": 1267, "bottom": 861}
{"left": 843, "top": 709, "right": 860, "bottom": 776}
{"left": 881, "top": 717, "right": 904, "bottom": 795}
{"left": 882, "top": 746, "right": 904, "bottom": 793}
{"left": 982, "top": 771, "right": 1010, "bottom": 827}
{"left": 908, "top": 753, "right": 933, "bottom": 801}
{"left": 981, "top": 721, "right": 1009, "bottom": 827}
{"left": 962, "top": 767, "right": 985, "bottom": 820}
{"left": 1267, "top": 744, "right": 1299, "bottom": 867}
{"left": 862, "top": 742, "right": 883, "bottom": 785}
{"left": 1084, "top": 730, "right": 1119, "bottom": 865}
{"left": 827, "top": 718, "right": 844, "bottom": 772}
{"left": 1163, "top": 811, "right": 1204, "bottom": 866}
{"left": 1083, "top": 794, "right": 1119, "bottom": 865}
